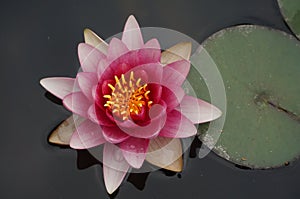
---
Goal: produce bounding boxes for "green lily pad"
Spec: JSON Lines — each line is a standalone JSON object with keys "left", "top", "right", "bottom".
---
{"left": 198, "top": 25, "right": 300, "bottom": 169}
{"left": 278, "top": 0, "right": 300, "bottom": 39}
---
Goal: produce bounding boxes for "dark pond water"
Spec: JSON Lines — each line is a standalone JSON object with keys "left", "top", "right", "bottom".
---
{"left": 1, "top": 0, "right": 299, "bottom": 198}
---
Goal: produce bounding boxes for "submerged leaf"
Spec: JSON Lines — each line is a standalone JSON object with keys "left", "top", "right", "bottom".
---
{"left": 199, "top": 25, "right": 300, "bottom": 169}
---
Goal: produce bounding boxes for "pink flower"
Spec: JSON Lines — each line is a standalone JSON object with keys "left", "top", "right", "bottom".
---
{"left": 40, "top": 15, "right": 221, "bottom": 194}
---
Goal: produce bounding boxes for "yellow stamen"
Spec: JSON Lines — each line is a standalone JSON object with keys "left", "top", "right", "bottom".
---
{"left": 145, "top": 91, "right": 150, "bottom": 100}
{"left": 121, "top": 74, "right": 126, "bottom": 84}
{"left": 103, "top": 71, "right": 153, "bottom": 121}
{"left": 137, "top": 96, "right": 142, "bottom": 101}
{"left": 136, "top": 78, "right": 141, "bottom": 87}
{"left": 103, "top": 95, "right": 111, "bottom": 99}
{"left": 108, "top": 84, "right": 115, "bottom": 91}
{"left": 130, "top": 71, "right": 134, "bottom": 80}
{"left": 114, "top": 76, "right": 122, "bottom": 89}
{"left": 113, "top": 104, "right": 120, "bottom": 108}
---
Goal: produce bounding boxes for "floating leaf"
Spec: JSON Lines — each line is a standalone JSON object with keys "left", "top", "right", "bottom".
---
{"left": 199, "top": 25, "right": 300, "bottom": 169}
{"left": 278, "top": 0, "right": 300, "bottom": 39}
{"left": 48, "top": 115, "right": 85, "bottom": 145}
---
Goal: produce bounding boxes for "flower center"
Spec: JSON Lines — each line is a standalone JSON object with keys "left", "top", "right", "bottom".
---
{"left": 104, "top": 71, "right": 153, "bottom": 120}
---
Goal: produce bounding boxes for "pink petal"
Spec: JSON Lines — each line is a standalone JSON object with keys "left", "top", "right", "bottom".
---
{"left": 127, "top": 104, "right": 147, "bottom": 123}
{"left": 147, "top": 83, "right": 162, "bottom": 104}
{"left": 77, "top": 72, "right": 98, "bottom": 102}
{"left": 63, "top": 92, "right": 91, "bottom": 118}
{"left": 70, "top": 120, "right": 106, "bottom": 149}
{"left": 78, "top": 43, "right": 105, "bottom": 73}
{"left": 177, "top": 95, "right": 222, "bottom": 124}
{"left": 102, "top": 126, "right": 130, "bottom": 144}
{"left": 121, "top": 15, "right": 144, "bottom": 50}
{"left": 103, "top": 143, "right": 130, "bottom": 194}
{"left": 94, "top": 79, "right": 115, "bottom": 112}
{"left": 116, "top": 102, "right": 167, "bottom": 139}
{"left": 101, "top": 79, "right": 115, "bottom": 96}
{"left": 160, "top": 86, "right": 185, "bottom": 111}
{"left": 137, "top": 48, "right": 161, "bottom": 64}
{"left": 162, "top": 60, "right": 190, "bottom": 87}
{"left": 105, "top": 108, "right": 117, "bottom": 122}
{"left": 119, "top": 137, "right": 149, "bottom": 169}
{"left": 88, "top": 105, "right": 115, "bottom": 126}
{"left": 72, "top": 77, "right": 81, "bottom": 92}
{"left": 134, "top": 69, "right": 149, "bottom": 83}
{"left": 40, "top": 77, "right": 75, "bottom": 99}
{"left": 98, "top": 48, "right": 161, "bottom": 85}
{"left": 131, "top": 63, "right": 163, "bottom": 85}
{"left": 167, "top": 59, "right": 190, "bottom": 77}
{"left": 91, "top": 85, "right": 97, "bottom": 100}
{"left": 159, "top": 110, "right": 197, "bottom": 138}
{"left": 143, "top": 38, "right": 160, "bottom": 50}
{"left": 107, "top": 38, "right": 129, "bottom": 61}
{"left": 97, "top": 58, "right": 110, "bottom": 77}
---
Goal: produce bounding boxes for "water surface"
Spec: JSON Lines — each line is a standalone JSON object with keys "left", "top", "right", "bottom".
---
{"left": 0, "top": 0, "right": 299, "bottom": 198}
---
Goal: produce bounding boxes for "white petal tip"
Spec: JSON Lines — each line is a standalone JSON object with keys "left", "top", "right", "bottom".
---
{"left": 48, "top": 131, "right": 69, "bottom": 145}
{"left": 127, "top": 15, "right": 137, "bottom": 22}
{"left": 77, "top": 42, "right": 84, "bottom": 50}
{"left": 83, "top": 28, "right": 108, "bottom": 54}
{"left": 40, "top": 78, "right": 56, "bottom": 91}
{"left": 106, "top": 185, "right": 118, "bottom": 195}
{"left": 39, "top": 78, "right": 48, "bottom": 88}
{"left": 122, "top": 15, "right": 143, "bottom": 50}
{"left": 104, "top": 167, "right": 124, "bottom": 195}
{"left": 124, "top": 15, "right": 140, "bottom": 31}
{"left": 210, "top": 106, "right": 222, "bottom": 121}
{"left": 69, "top": 140, "right": 83, "bottom": 149}
{"left": 83, "top": 28, "right": 92, "bottom": 34}
{"left": 213, "top": 108, "right": 222, "bottom": 120}
{"left": 40, "top": 77, "right": 76, "bottom": 99}
{"left": 215, "top": 108, "right": 222, "bottom": 118}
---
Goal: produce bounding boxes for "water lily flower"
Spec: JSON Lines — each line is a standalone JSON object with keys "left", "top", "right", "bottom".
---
{"left": 40, "top": 15, "right": 221, "bottom": 194}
